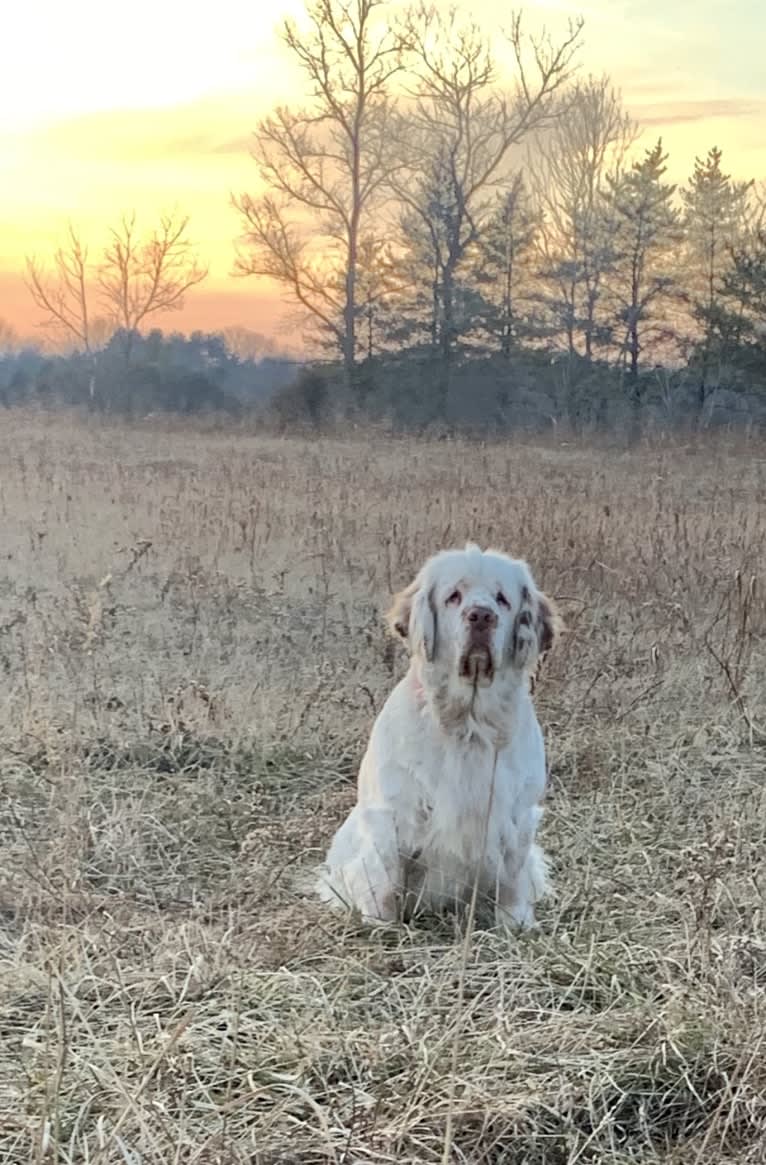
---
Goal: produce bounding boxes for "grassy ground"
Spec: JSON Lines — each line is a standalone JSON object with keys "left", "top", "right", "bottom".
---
{"left": 1, "top": 410, "right": 765, "bottom": 1164}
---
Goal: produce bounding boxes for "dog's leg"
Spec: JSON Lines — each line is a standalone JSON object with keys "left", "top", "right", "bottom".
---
{"left": 318, "top": 806, "right": 402, "bottom": 923}
{"left": 494, "top": 842, "right": 549, "bottom": 932}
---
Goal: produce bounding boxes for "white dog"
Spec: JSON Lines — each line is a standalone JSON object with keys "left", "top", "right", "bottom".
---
{"left": 317, "top": 544, "right": 559, "bottom": 929}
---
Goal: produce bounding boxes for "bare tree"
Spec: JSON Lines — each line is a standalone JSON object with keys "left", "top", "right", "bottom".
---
{"left": 234, "top": 0, "right": 403, "bottom": 392}
{"left": 26, "top": 214, "right": 206, "bottom": 355}
{"left": 531, "top": 74, "right": 638, "bottom": 359}
{"left": 98, "top": 213, "right": 207, "bottom": 347}
{"left": 26, "top": 213, "right": 206, "bottom": 400}
{"left": 221, "top": 326, "right": 281, "bottom": 361}
{"left": 26, "top": 225, "right": 95, "bottom": 353}
{"left": 390, "top": 4, "right": 582, "bottom": 404}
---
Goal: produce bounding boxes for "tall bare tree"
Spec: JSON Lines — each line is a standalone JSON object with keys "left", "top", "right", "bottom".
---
{"left": 532, "top": 74, "right": 637, "bottom": 359}
{"left": 234, "top": 0, "right": 403, "bottom": 391}
{"left": 390, "top": 4, "right": 582, "bottom": 404}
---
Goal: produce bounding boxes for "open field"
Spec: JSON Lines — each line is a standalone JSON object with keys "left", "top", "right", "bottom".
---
{"left": 1, "top": 410, "right": 766, "bottom": 1164}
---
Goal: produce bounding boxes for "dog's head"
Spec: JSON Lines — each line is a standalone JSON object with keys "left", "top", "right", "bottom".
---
{"left": 388, "top": 544, "right": 559, "bottom": 686}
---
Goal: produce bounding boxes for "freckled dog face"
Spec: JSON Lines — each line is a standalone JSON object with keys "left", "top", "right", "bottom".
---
{"left": 388, "top": 545, "right": 559, "bottom": 685}
{"left": 436, "top": 559, "right": 526, "bottom": 686}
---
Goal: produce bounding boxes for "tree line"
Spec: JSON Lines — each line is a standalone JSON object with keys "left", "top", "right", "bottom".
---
{"left": 4, "top": 0, "right": 766, "bottom": 429}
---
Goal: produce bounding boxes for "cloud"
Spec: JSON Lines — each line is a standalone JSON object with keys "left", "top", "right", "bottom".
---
{"left": 210, "top": 136, "right": 255, "bottom": 157}
{"left": 631, "top": 98, "right": 765, "bottom": 129}
{"left": 24, "top": 96, "right": 258, "bottom": 164}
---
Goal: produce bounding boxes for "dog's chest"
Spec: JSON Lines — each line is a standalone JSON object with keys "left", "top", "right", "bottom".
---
{"left": 417, "top": 741, "right": 516, "bottom": 864}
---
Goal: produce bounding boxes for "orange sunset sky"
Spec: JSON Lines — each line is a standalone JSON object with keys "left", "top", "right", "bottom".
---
{"left": 2, "top": 0, "right": 765, "bottom": 347}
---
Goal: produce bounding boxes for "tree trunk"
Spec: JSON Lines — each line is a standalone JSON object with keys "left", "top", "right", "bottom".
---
{"left": 344, "top": 121, "right": 362, "bottom": 401}
{"left": 343, "top": 253, "right": 357, "bottom": 398}
{"left": 629, "top": 322, "right": 639, "bottom": 380}
{"left": 502, "top": 252, "right": 513, "bottom": 359}
{"left": 584, "top": 286, "right": 596, "bottom": 360}
{"left": 697, "top": 372, "right": 708, "bottom": 418}
{"left": 87, "top": 350, "right": 100, "bottom": 410}
{"left": 439, "top": 263, "right": 456, "bottom": 419}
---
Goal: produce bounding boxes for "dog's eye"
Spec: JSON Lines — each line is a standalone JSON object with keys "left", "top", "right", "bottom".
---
{"left": 446, "top": 590, "right": 462, "bottom": 606}
{"left": 496, "top": 592, "right": 510, "bottom": 608}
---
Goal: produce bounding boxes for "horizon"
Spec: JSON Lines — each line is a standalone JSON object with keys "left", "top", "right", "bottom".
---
{"left": 3, "top": 0, "right": 765, "bottom": 350}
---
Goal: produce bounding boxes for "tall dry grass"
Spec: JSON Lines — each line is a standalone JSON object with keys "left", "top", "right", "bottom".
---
{"left": 1, "top": 409, "right": 765, "bottom": 1164}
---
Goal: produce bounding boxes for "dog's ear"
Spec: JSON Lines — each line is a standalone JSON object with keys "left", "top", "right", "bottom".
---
{"left": 387, "top": 578, "right": 437, "bottom": 662}
{"left": 536, "top": 591, "right": 561, "bottom": 658}
{"left": 387, "top": 579, "right": 415, "bottom": 642}
{"left": 510, "top": 585, "right": 536, "bottom": 669}
{"left": 511, "top": 587, "right": 561, "bottom": 670}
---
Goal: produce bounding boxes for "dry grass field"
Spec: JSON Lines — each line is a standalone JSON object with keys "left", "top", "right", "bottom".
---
{"left": 1, "top": 409, "right": 765, "bottom": 1165}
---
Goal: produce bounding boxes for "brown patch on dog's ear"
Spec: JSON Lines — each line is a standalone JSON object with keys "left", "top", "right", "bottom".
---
{"left": 387, "top": 579, "right": 417, "bottom": 640}
{"left": 509, "top": 584, "right": 536, "bottom": 669}
{"left": 387, "top": 578, "right": 437, "bottom": 661}
{"left": 536, "top": 592, "right": 562, "bottom": 657}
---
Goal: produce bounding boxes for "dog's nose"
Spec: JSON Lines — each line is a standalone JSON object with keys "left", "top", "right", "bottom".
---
{"left": 464, "top": 605, "right": 498, "bottom": 628}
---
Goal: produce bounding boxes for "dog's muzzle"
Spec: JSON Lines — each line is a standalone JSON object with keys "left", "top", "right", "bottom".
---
{"left": 460, "top": 633, "right": 495, "bottom": 683}
{"left": 460, "top": 605, "right": 497, "bottom": 683}
{"left": 460, "top": 645, "right": 494, "bottom": 683}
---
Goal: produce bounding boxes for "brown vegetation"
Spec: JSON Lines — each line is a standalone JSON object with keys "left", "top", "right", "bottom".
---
{"left": 1, "top": 411, "right": 765, "bottom": 1163}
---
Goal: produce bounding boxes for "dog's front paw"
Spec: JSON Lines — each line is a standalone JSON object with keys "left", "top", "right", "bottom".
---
{"left": 495, "top": 900, "right": 538, "bottom": 936}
